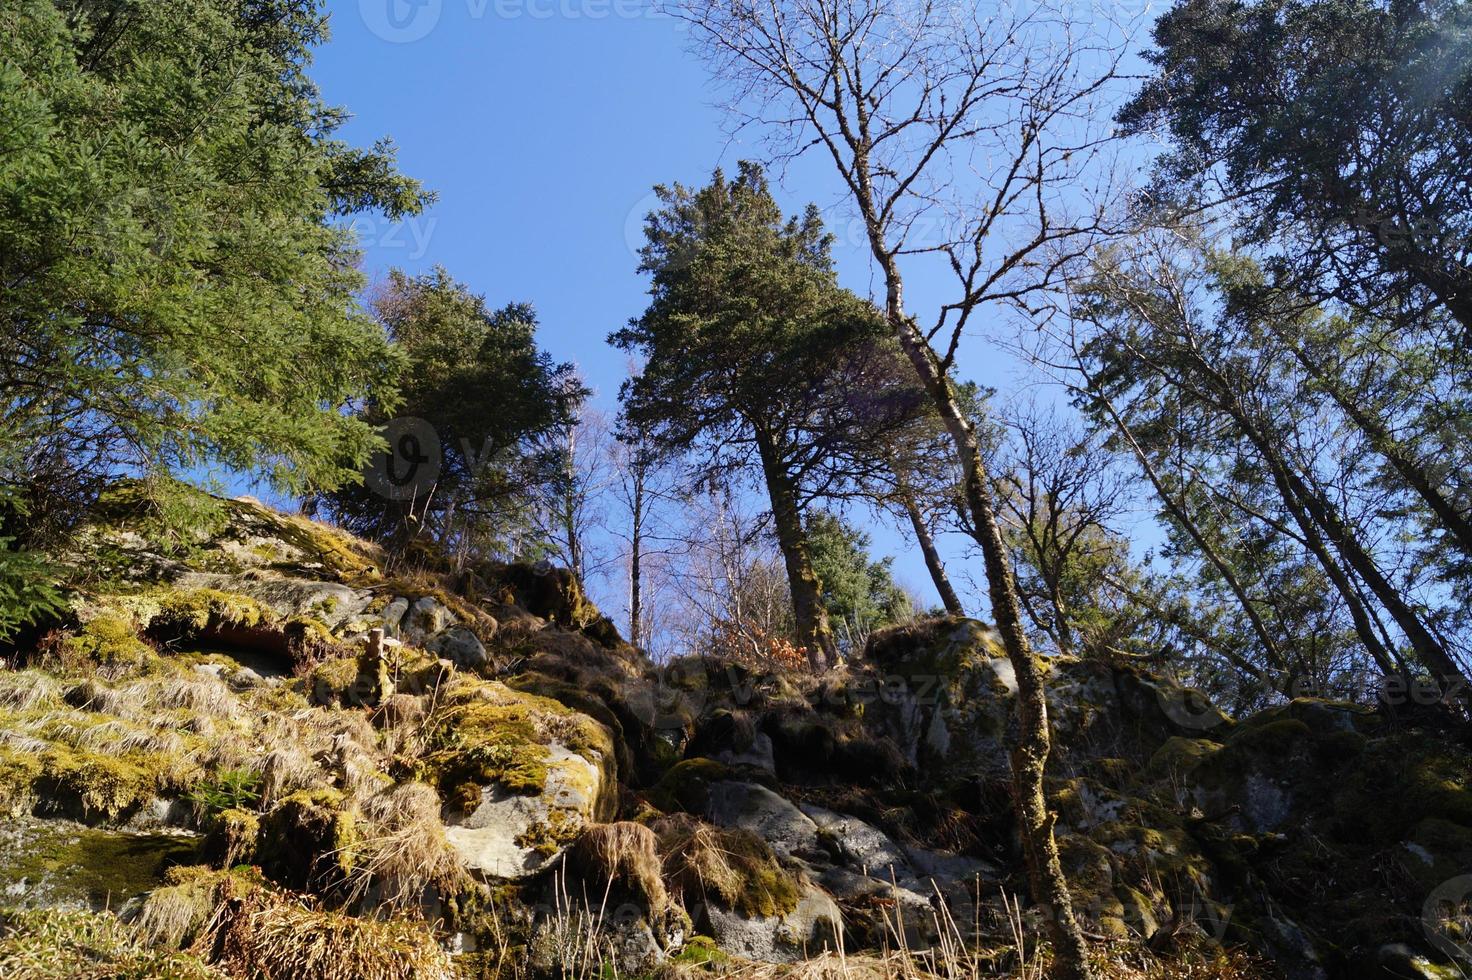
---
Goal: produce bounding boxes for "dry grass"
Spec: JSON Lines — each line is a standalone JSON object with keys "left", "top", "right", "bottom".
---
{"left": 0, "top": 906, "right": 226, "bottom": 980}
{"left": 653, "top": 813, "right": 801, "bottom": 918}
{"left": 346, "top": 782, "right": 467, "bottom": 914}
{"left": 149, "top": 677, "right": 240, "bottom": 719}
{"left": 665, "top": 900, "right": 1276, "bottom": 980}
{"left": 68, "top": 718, "right": 187, "bottom": 756}
{"left": 0, "top": 672, "right": 61, "bottom": 712}
{"left": 374, "top": 693, "right": 431, "bottom": 757}
{"left": 258, "top": 745, "right": 325, "bottom": 805}
{"left": 133, "top": 866, "right": 455, "bottom": 980}
{"left": 208, "top": 889, "right": 455, "bottom": 980}
{"left": 62, "top": 675, "right": 238, "bottom": 722}
{"left": 657, "top": 936, "right": 1272, "bottom": 980}
{"left": 133, "top": 867, "right": 221, "bottom": 949}
{"left": 567, "top": 821, "right": 669, "bottom": 914}
{"left": 63, "top": 678, "right": 144, "bottom": 716}
{"left": 532, "top": 864, "right": 624, "bottom": 980}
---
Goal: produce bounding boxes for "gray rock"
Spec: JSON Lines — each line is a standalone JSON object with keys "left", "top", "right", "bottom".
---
{"left": 380, "top": 596, "right": 410, "bottom": 635}
{"left": 704, "top": 781, "right": 819, "bottom": 860}
{"left": 426, "top": 625, "right": 488, "bottom": 669}
{"left": 702, "top": 881, "right": 843, "bottom": 963}
{"left": 402, "top": 596, "right": 451, "bottom": 644}
{"left": 715, "top": 732, "right": 776, "bottom": 775}
{"left": 174, "top": 571, "right": 374, "bottom": 631}
{"left": 799, "top": 803, "right": 913, "bottom": 880}
{"left": 443, "top": 745, "right": 603, "bottom": 880}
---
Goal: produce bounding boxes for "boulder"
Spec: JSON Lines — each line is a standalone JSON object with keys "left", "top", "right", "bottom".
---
{"left": 704, "top": 781, "right": 819, "bottom": 861}
{"left": 442, "top": 745, "right": 606, "bottom": 881}
{"left": 174, "top": 572, "right": 376, "bottom": 633}
{"left": 702, "top": 880, "right": 843, "bottom": 963}
{"left": 402, "top": 596, "right": 451, "bottom": 644}
{"left": 426, "top": 625, "right": 489, "bottom": 670}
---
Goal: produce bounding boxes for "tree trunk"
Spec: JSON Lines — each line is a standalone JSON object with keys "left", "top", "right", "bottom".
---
{"left": 1257, "top": 427, "right": 1466, "bottom": 699}
{"left": 898, "top": 487, "right": 965, "bottom": 616}
{"left": 1257, "top": 455, "right": 1401, "bottom": 678}
{"left": 1284, "top": 342, "right": 1472, "bottom": 558}
{"left": 1077, "top": 377, "right": 1294, "bottom": 680}
{"left": 629, "top": 473, "right": 644, "bottom": 649}
{"left": 1046, "top": 575, "right": 1078, "bottom": 659}
{"left": 887, "top": 302, "right": 1094, "bottom": 980}
{"left": 1185, "top": 349, "right": 1470, "bottom": 705}
{"left": 753, "top": 428, "right": 837, "bottom": 670}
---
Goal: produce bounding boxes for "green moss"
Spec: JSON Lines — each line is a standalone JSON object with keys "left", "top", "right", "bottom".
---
{"left": 655, "top": 815, "right": 801, "bottom": 919}
{"left": 211, "top": 808, "right": 261, "bottom": 867}
{"left": 1226, "top": 718, "right": 1312, "bottom": 753}
{"left": 256, "top": 789, "right": 359, "bottom": 892}
{"left": 0, "top": 749, "right": 42, "bottom": 815}
{"left": 237, "top": 500, "right": 382, "bottom": 583}
{"left": 514, "top": 808, "right": 584, "bottom": 857}
{"left": 1147, "top": 736, "right": 1223, "bottom": 776}
{"left": 732, "top": 854, "right": 802, "bottom": 917}
{"left": 0, "top": 824, "right": 200, "bottom": 909}
{"left": 506, "top": 672, "right": 624, "bottom": 748}
{"left": 58, "top": 615, "right": 156, "bottom": 677}
{"left": 1324, "top": 735, "right": 1472, "bottom": 844}
{"left": 416, "top": 678, "right": 620, "bottom": 815}
{"left": 152, "top": 587, "right": 275, "bottom": 635}
{"left": 865, "top": 618, "right": 1002, "bottom": 682}
{"left": 40, "top": 748, "right": 160, "bottom": 819}
{"left": 648, "top": 758, "right": 736, "bottom": 813}
{"left": 304, "top": 656, "right": 360, "bottom": 706}
{"left": 1312, "top": 728, "right": 1368, "bottom": 760}
{"left": 1089, "top": 757, "right": 1135, "bottom": 788}
{"left": 671, "top": 935, "right": 729, "bottom": 966}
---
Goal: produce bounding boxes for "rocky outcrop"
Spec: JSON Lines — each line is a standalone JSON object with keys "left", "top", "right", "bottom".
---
{"left": 443, "top": 744, "right": 606, "bottom": 879}
{"left": 7, "top": 483, "right": 1472, "bottom": 980}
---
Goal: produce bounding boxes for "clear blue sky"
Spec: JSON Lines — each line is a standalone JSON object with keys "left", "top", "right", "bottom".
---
{"left": 309, "top": 0, "right": 1132, "bottom": 614}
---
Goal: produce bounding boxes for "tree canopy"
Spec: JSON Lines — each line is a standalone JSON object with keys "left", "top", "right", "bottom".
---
{"left": 613, "top": 162, "right": 923, "bottom": 666}
{"left": 0, "top": 0, "right": 428, "bottom": 533}
{"left": 327, "top": 268, "right": 585, "bottom": 560}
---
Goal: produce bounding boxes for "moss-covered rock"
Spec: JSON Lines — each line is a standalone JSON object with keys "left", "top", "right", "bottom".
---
{"left": 256, "top": 788, "right": 359, "bottom": 893}
{"left": 418, "top": 678, "right": 617, "bottom": 880}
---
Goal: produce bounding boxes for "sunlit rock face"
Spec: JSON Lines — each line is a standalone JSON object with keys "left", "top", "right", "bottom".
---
{"left": 8, "top": 483, "right": 1472, "bottom": 979}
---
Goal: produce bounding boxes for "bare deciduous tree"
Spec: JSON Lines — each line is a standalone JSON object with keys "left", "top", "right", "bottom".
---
{"left": 608, "top": 410, "right": 687, "bottom": 653}
{"left": 666, "top": 0, "right": 1134, "bottom": 970}
{"left": 536, "top": 407, "right": 616, "bottom": 588}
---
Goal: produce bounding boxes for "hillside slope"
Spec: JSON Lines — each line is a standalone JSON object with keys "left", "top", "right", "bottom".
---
{"left": 0, "top": 484, "right": 1466, "bottom": 980}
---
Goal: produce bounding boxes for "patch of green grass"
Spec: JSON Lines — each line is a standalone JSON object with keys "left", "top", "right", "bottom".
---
{"left": 187, "top": 768, "right": 262, "bottom": 816}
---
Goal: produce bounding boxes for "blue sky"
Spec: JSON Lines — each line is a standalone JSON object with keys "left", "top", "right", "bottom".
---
{"left": 309, "top": 0, "right": 1142, "bottom": 617}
